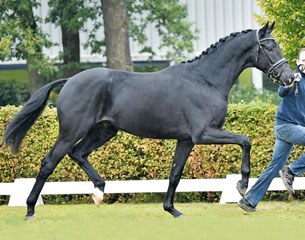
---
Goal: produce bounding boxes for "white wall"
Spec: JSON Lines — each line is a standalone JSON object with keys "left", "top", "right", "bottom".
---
{"left": 185, "top": 0, "right": 262, "bottom": 57}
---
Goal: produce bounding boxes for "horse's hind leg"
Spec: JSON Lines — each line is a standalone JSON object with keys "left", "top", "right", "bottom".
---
{"left": 163, "top": 140, "right": 194, "bottom": 218}
{"left": 25, "top": 136, "right": 76, "bottom": 220}
{"left": 68, "top": 123, "right": 118, "bottom": 204}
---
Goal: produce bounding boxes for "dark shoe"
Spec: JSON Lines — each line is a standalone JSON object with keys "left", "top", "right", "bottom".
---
{"left": 238, "top": 198, "right": 255, "bottom": 213}
{"left": 279, "top": 167, "right": 295, "bottom": 194}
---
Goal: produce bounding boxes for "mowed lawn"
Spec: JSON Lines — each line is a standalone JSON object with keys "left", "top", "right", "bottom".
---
{"left": 1, "top": 201, "right": 305, "bottom": 240}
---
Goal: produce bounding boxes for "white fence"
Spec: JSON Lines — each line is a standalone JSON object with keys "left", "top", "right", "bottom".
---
{"left": 1, "top": 174, "right": 305, "bottom": 206}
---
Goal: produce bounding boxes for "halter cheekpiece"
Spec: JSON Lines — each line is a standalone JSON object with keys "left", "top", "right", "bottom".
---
{"left": 256, "top": 30, "right": 287, "bottom": 84}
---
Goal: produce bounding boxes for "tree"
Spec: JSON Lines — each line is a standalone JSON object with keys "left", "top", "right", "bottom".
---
{"left": 256, "top": 0, "right": 305, "bottom": 68}
{"left": 47, "top": 0, "right": 101, "bottom": 77}
{"left": 101, "top": 0, "right": 132, "bottom": 71}
{"left": 0, "top": 0, "right": 197, "bottom": 97}
{"left": 48, "top": 0, "right": 80, "bottom": 77}
{"left": 0, "top": 0, "right": 55, "bottom": 95}
{"left": 99, "top": 0, "right": 197, "bottom": 70}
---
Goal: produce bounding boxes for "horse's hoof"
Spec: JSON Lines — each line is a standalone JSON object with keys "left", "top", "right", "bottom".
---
{"left": 236, "top": 181, "right": 247, "bottom": 196}
{"left": 92, "top": 187, "right": 104, "bottom": 206}
{"left": 24, "top": 214, "right": 35, "bottom": 221}
{"left": 175, "top": 214, "right": 185, "bottom": 218}
{"left": 165, "top": 207, "right": 183, "bottom": 218}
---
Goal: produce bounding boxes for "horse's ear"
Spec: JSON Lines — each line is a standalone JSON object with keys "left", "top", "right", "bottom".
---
{"left": 267, "top": 21, "right": 275, "bottom": 33}
{"left": 258, "top": 22, "right": 269, "bottom": 38}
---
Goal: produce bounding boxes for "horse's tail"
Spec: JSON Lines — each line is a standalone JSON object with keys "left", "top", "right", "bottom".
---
{"left": 4, "top": 78, "right": 68, "bottom": 153}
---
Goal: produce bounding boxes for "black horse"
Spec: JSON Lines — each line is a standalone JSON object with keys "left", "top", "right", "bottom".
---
{"left": 4, "top": 22, "right": 295, "bottom": 220}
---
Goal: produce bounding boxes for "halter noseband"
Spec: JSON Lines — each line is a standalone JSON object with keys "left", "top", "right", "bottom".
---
{"left": 256, "top": 30, "right": 287, "bottom": 84}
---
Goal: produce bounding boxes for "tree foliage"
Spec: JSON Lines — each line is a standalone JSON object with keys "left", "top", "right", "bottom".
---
{"left": 0, "top": 0, "right": 197, "bottom": 101}
{"left": 0, "top": 0, "right": 56, "bottom": 77}
{"left": 0, "top": 0, "right": 197, "bottom": 86}
{"left": 127, "top": 0, "right": 197, "bottom": 62}
{"left": 256, "top": 0, "right": 305, "bottom": 68}
{"left": 48, "top": 0, "right": 105, "bottom": 61}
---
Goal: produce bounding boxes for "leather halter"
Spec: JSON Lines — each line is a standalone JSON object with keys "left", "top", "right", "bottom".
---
{"left": 256, "top": 30, "right": 288, "bottom": 84}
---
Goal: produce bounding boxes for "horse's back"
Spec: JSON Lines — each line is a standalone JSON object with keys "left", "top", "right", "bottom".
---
{"left": 56, "top": 67, "right": 162, "bottom": 115}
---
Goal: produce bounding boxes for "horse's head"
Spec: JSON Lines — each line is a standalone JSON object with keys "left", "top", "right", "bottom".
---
{"left": 254, "top": 22, "right": 295, "bottom": 87}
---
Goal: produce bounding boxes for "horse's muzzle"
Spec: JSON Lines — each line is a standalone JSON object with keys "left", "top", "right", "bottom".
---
{"left": 284, "top": 73, "right": 301, "bottom": 89}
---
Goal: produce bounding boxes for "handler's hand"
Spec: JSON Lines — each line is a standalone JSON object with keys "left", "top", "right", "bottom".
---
{"left": 294, "top": 72, "right": 302, "bottom": 82}
{"left": 285, "top": 72, "right": 301, "bottom": 89}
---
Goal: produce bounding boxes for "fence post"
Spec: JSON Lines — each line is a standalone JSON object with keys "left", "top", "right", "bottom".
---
{"left": 8, "top": 178, "right": 44, "bottom": 206}
{"left": 219, "top": 174, "right": 243, "bottom": 204}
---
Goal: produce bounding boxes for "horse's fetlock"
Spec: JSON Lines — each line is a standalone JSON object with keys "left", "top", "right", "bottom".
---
{"left": 96, "top": 182, "right": 105, "bottom": 192}
{"left": 242, "top": 168, "right": 251, "bottom": 176}
{"left": 163, "top": 202, "right": 172, "bottom": 211}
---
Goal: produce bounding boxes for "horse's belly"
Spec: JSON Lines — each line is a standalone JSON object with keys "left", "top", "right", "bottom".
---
{"left": 120, "top": 126, "right": 190, "bottom": 140}
{"left": 112, "top": 111, "right": 190, "bottom": 140}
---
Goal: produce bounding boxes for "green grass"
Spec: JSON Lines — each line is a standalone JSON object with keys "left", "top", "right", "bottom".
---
{"left": 0, "top": 69, "right": 29, "bottom": 82}
{"left": 1, "top": 202, "right": 305, "bottom": 240}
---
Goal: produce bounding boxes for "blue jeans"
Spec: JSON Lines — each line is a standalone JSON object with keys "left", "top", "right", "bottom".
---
{"left": 244, "top": 123, "right": 305, "bottom": 207}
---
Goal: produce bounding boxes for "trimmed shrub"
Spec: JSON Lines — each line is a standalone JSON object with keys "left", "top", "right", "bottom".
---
{"left": 0, "top": 79, "right": 29, "bottom": 106}
{"left": 1, "top": 101, "right": 304, "bottom": 204}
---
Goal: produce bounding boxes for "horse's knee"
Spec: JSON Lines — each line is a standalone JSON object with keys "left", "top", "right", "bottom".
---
{"left": 241, "top": 136, "right": 251, "bottom": 150}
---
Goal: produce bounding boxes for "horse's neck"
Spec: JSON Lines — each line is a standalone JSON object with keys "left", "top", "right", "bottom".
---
{"left": 190, "top": 32, "right": 256, "bottom": 93}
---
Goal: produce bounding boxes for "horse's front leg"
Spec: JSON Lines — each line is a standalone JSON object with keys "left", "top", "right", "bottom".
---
{"left": 237, "top": 135, "right": 251, "bottom": 196}
{"left": 163, "top": 140, "right": 194, "bottom": 218}
{"left": 194, "top": 127, "right": 251, "bottom": 196}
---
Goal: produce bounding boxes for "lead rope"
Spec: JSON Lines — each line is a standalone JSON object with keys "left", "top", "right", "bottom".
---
{"left": 294, "top": 72, "right": 302, "bottom": 96}
{"left": 295, "top": 82, "right": 299, "bottom": 96}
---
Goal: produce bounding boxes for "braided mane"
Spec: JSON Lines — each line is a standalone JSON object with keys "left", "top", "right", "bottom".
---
{"left": 183, "top": 29, "right": 253, "bottom": 63}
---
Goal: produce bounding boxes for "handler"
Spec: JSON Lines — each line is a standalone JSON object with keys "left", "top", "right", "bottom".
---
{"left": 239, "top": 48, "right": 305, "bottom": 212}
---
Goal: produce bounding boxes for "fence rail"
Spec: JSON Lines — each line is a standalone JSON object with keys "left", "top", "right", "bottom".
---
{"left": 1, "top": 174, "right": 305, "bottom": 206}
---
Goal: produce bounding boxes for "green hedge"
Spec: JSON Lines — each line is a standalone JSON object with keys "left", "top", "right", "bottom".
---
{"left": 1, "top": 101, "right": 304, "bottom": 204}
{"left": 0, "top": 79, "right": 29, "bottom": 106}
